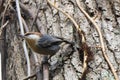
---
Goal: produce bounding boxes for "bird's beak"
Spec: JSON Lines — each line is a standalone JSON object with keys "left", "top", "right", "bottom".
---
{"left": 18, "top": 34, "right": 26, "bottom": 41}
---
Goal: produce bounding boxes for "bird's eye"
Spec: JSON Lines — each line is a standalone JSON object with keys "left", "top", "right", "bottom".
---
{"left": 24, "top": 34, "right": 29, "bottom": 36}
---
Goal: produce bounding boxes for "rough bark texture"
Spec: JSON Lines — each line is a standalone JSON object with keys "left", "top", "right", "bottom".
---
{"left": 1, "top": 0, "right": 120, "bottom": 80}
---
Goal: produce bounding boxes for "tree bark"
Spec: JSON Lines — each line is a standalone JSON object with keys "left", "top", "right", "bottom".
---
{"left": 0, "top": 0, "right": 120, "bottom": 80}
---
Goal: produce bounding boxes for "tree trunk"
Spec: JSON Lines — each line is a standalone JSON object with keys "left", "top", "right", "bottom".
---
{"left": 0, "top": 0, "right": 120, "bottom": 80}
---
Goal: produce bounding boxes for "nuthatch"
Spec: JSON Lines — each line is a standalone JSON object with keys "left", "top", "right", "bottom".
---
{"left": 20, "top": 32, "right": 73, "bottom": 56}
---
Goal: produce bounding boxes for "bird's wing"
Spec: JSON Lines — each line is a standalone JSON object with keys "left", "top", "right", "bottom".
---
{"left": 37, "top": 35, "right": 63, "bottom": 48}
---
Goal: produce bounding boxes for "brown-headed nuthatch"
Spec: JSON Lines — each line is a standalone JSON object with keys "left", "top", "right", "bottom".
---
{"left": 20, "top": 32, "right": 73, "bottom": 56}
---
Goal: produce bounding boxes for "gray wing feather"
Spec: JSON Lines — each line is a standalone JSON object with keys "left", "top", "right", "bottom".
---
{"left": 37, "top": 35, "right": 63, "bottom": 48}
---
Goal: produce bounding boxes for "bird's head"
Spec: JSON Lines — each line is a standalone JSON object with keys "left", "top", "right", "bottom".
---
{"left": 19, "top": 32, "right": 41, "bottom": 40}
{"left": 19, "top": 32, "right": 42, "bottom": 45}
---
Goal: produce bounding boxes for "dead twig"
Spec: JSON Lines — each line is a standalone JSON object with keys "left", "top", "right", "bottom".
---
{"left": 33, "top": 52, "right": 43, "bottom": 80}
{"left": 23, "top": 73, "right": 36, "bottom": 80}
{"left": 21, "top": 17, "right": 29, "bottom": 32}
{"left": 42, "top": 56, "right": 49, "bottom": 80}
{"left": 31, "top": 3, "right": 41, "bottom": 31}
{"left": 46, "top": 0, "right": 85, "bottom": 42}
{"left": 23, "top": 68, "right": 43, "bottom": 80}
{"left": 76, "top": 0, "right": 119, "bottom": 80}
{"left": 0, "top": 21, "right": 9, "bottom": 36}
{"left": 15, "top": 0, "right": 31, "bottom": 77}
{"left": 1, "top": 0, "right": 11, "bottom": 26}
{"left": 43, "top": 63, "right": 49, "bottom": 80}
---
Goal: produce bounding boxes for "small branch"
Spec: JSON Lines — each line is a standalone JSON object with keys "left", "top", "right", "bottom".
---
{"left": 15, "top": 0, "right": 31, "bottom": 77}
{"left": 43, "top": 63, "right": 49, "bottom": 80}
{"left": 23, "top": 73, "right": 36, "bottom": 80}
{"left": 33, "top": 52, "right": 43, "bottom": 80}
{"left": 42, "top": 56, "right": 49, "bottom": 80}
{"left": 1, "top": 0, "right": 11, "bottom": 26}
{"left": 76, "top": 0, "right": 119, "bottom": 80}
{"left": 31, "top": 4, "right": 41, "bottom": 31}
{"left": 16, "top": 0, "right": 24, "bottom": 34}
{"left": 21, "top": 17, "right": 29, "bottom": 32}
{"left": 0, "top": 21, "right": 9, "bottom": 36}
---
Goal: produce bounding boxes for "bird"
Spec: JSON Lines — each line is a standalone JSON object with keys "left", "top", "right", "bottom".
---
{"left": 19, "top": 32, "right": 73, "bottom": 56}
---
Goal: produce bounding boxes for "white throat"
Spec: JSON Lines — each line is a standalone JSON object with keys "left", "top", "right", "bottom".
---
{"left": 27, "top": 34, "right": 40, "bottom": 40}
